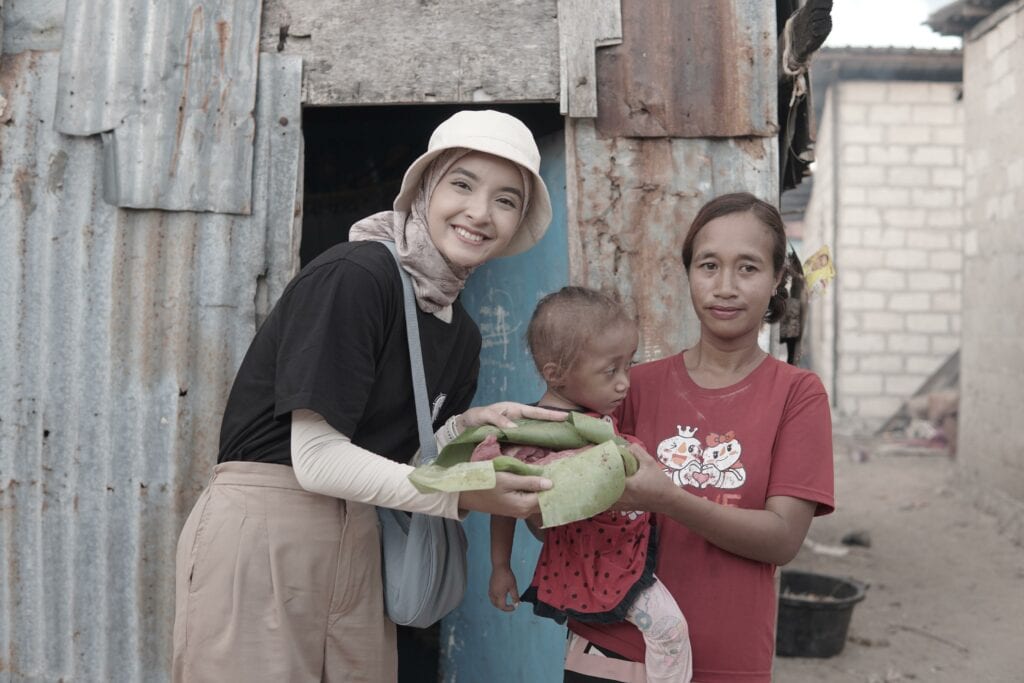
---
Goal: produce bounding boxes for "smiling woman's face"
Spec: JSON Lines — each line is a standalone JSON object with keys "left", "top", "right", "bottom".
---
{"left": 426, "top": 151, "right": 525, "bottom": 269}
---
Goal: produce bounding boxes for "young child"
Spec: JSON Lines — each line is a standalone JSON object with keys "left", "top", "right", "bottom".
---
{"left": 488, "top": 286, "right": 693, "bottom": 683}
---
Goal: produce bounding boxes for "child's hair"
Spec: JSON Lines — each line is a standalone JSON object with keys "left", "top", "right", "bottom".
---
{"left": 680, "top": 192, "right": 796, "bottom": 324}
{"left": 527, "top": 286, "right": 634, "bottom": 375}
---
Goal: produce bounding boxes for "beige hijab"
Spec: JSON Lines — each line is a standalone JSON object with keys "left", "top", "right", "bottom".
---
{"left": 349, "top": 149, "right": 529, "bottom": 314}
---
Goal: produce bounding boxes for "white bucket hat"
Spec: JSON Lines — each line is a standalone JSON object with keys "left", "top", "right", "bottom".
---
{"left": 394, "top": 110, "right": 553, "bottom": 258}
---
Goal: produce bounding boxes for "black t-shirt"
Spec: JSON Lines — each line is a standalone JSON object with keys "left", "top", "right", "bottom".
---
{"left": 218, "top": 241, "right": 481, "bottom": 466}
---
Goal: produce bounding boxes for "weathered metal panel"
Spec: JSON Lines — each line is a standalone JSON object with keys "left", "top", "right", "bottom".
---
{"left": 567, "top": 119, "right": 779, "bottom": 361}
{"left": 0, "top": 50, "right": 302, "bottom": 681}
{"left": 596, "top": 0, "right": 778, "bottom": 138}
{"left": 261, "top": 0, "right": 561, "bottom": 105}
{"left": 446, "top": 129, "right": 569, "bottom": 683}
{"left": 0, "top": 0, "right": 65, "bottom": 54}
{"left": 55, "top": 0, "right": 263, "bottom": 214}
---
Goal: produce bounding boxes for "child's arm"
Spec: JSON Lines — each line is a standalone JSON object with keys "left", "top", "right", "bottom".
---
{"left": 488, "top": 515, "right": 520, "bottom": 611}
{"left": 524, "top": 513, "right": 546, "bottom": 542}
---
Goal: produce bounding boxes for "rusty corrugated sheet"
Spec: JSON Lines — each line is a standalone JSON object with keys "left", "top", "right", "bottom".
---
{"left": 0, "top": 49, "right": 301, "bottom": 681}
{"left": 595, "top": 0, "right": 777, "bottom": 138}
{"left": 567, "top": 119, "right": 778, "bottom": 360}
{"left": 54, "top": 0, "right": 262, "bottom": 214}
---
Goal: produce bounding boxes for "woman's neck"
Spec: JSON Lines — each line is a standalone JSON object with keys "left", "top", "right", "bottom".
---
{"left": 684, "top": 337, "right": 767, "bottom": 389}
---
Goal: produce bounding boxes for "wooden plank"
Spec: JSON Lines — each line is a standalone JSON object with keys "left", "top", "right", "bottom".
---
{"left": 557, "top": 0, "right": 623, "bottom": 117}
{"left": 261, "top": 0, "right": 560, "bottom": 105}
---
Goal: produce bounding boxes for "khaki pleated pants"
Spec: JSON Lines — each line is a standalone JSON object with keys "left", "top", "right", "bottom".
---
{"left": 172, "top": 461, "right": 397, "bottom": 682}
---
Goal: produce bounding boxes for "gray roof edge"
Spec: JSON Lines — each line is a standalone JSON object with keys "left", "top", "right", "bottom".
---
{"left": 926, "top": 0, "right": 1016, "bottom": 37}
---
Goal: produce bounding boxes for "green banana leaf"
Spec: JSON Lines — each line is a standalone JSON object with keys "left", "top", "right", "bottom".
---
{"left": 408, "top": 412, "right": 638, "bottom": 527}
{"left": 435, "top": 412, "right": 613, "bottom": 466}
{"left": 538, "top": 441, "right": 626, "bottom": 527}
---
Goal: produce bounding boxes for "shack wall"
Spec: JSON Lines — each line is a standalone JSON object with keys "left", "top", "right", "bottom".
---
{"left": 261, "top": 0, "right": 560, "bottom": 105}
{"left": 959, "top": 1, "right": 1024, "bottom": 542}
{"left": 568, "top": 122, "right": 779, "bottom": 359}
{"left": 0, "top": 47, "right": 302, "bottom": 681}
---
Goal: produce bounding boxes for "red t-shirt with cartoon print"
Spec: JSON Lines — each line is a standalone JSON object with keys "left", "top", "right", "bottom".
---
{"left": 568, "top": 353, "right": 835, "bottom": 683}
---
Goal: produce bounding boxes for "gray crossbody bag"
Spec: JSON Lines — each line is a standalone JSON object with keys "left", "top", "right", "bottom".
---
{"left": 376, "top": 241, "right": 469, "bottom": 628}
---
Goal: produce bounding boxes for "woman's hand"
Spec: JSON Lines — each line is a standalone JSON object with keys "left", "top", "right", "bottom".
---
{"left": 615, "top": 444, "right": 818, "bottom": 565}
{"left": 612, "top": 443, "right": 678, "bottom": 513}
{"left": 458, "top": 471, "right": 552, "bottom": 518}
{"left": 459, "top": 402, "right": 568, "bottom": 432}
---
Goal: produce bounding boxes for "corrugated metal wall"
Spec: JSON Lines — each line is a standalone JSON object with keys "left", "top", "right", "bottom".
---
{"left": 0, "top": 46, "right": 302, "bottom": 680}
{"left": 568, "top": 122, "right": 778, "bottom": 360}
{"left": 595, "top": 0, "right": 777, "bottom": 138}
{"left": 56, "top": 0, "right": 263, "bottom": 214}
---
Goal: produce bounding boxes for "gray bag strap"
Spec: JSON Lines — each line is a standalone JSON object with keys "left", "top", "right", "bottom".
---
{"left": 379, "top": 240, "right": 439, "bottom": 464}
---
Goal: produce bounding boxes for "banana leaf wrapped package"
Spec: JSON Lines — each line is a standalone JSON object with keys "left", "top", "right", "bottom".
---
{"left": 409, "top": 412, "right": 638, "bottom": 528}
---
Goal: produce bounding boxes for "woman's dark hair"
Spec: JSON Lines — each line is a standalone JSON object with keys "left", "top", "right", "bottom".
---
{"left": 527, "top": 286, "right": 634, "bottom": 375}
{"left": 681, "top": 192, "right": 793, "bottom": 324}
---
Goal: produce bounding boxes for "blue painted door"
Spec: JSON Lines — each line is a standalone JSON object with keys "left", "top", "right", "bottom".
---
{"left": 442, "top": 130, "right": 569, "bottom": 682}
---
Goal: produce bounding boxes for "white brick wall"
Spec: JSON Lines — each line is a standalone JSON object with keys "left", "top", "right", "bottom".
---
{"left": 802, "top": 79, "right": 965, "bottom": 426}
{"left": 802, "top": 86, "right": 837, "bottom": 402}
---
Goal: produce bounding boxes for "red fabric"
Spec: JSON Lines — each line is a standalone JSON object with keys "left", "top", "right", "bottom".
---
{"left": 569, "top": 354, "right": 834, "bottom": 683}
{"left": 529, "top": 508, "right": 651, "bottom": 619}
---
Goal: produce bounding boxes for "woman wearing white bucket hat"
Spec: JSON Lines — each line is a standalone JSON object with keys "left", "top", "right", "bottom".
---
{"left": 172, "top": 110, "right": 562, "bottom": 682}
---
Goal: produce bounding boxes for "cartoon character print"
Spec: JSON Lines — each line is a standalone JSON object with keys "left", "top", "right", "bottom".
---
{"left": 656, "top": 425, "right": 704, "bottom": 487}
{"left": 698, "top": 431, "right": 745, "bottom": 489}
{"left": 656, "top": 427, "right": 746, "bottom": 490}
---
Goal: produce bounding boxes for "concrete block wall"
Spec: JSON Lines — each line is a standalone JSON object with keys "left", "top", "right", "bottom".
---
{"left": 802, "top": 88, "right": 837, "bottom": 404}
{"left": 959, "top": 2, "right": 1024, "bottom": 542}
{"left": 803, "top": 80, "right": 965, "bottom": 428}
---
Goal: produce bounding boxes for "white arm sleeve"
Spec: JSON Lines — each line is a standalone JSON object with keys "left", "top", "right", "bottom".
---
{"left": 290, "top": 408, "right": 461, "bottom": 518}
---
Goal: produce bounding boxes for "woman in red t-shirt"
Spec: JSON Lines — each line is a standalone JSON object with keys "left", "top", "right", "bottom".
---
{"left": 565, "top": 193, "right": 835, "bottom": 683}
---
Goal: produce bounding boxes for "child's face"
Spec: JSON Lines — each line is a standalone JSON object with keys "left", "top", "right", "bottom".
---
{"left": 556, "top": 322, "right": 638, "bottom": 416}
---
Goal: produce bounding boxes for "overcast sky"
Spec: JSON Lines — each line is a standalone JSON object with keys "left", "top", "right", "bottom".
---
{"left": 824, "top": 0, "right": 963, "bottom": 49}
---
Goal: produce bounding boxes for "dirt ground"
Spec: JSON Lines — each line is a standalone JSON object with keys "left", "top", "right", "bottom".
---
{"left": 772, "top": 422, "right": 1024, "bottom": 682}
